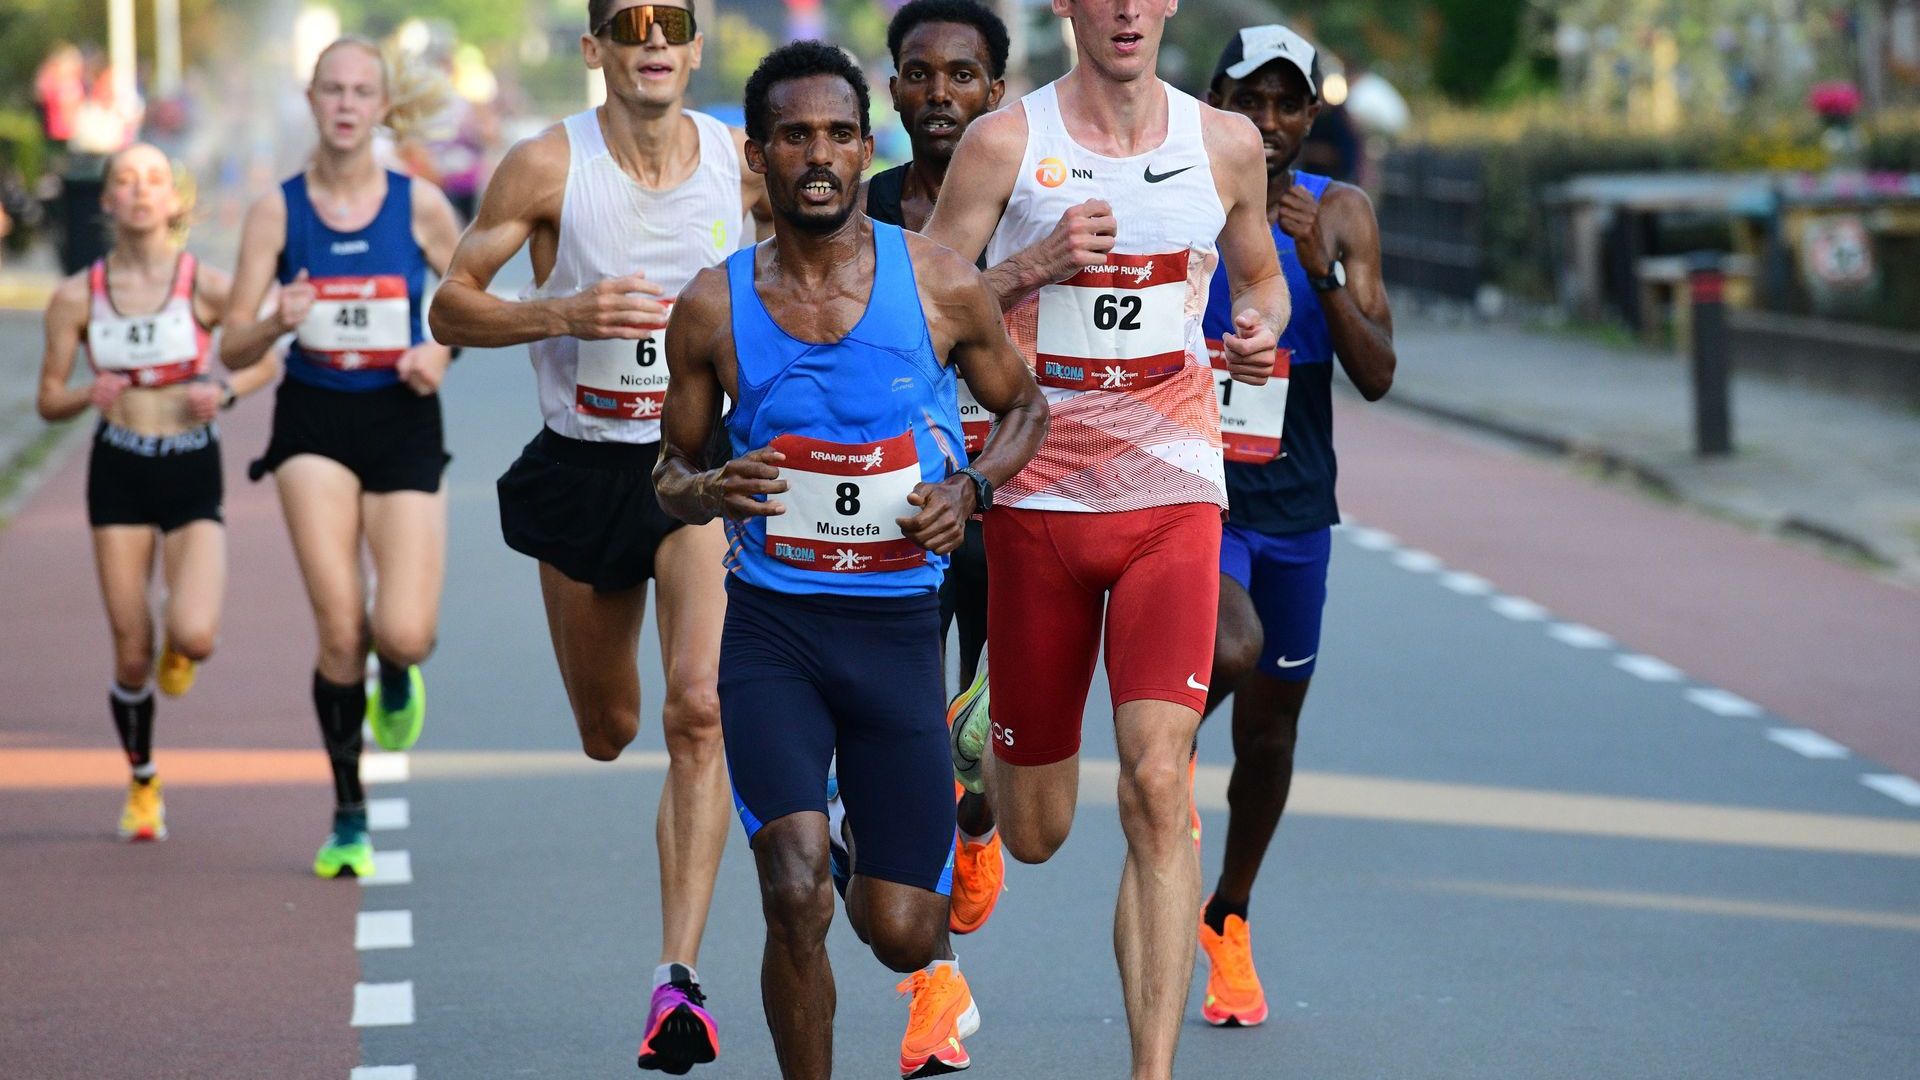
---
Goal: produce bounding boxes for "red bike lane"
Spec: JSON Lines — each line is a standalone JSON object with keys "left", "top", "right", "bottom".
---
{"left": 0, "top": 404, "right": 360, "bottom": 1078}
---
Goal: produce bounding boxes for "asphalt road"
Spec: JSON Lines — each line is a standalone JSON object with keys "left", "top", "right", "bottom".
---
{"left": 5, "top": 260, "right": 1919, "bottom": 1078}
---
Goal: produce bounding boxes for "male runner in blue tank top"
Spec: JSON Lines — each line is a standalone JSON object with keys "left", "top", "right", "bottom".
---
{"left": 653, "top": 42, "right": 1046, "bottom": 1080}
{"left": 1193, "top": 25, "right": 1398, "bottom": 1029}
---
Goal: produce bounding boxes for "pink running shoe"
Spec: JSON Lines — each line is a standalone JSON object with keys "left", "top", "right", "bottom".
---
{"left": 636, "top": 964, "right": 719, "bottom": 1074}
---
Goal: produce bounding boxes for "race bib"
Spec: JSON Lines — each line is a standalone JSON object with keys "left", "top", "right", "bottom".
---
{"left": 88, "top": 308, "right": 201, "bottom": 387}
{"left": 764, "top": 430, "right": 926, "bottom": 574}
{"left": 297, "top": 275, "right": 412, "bottom": 369}
{"left": 576, "top": 307, "right": 671, "bottom": 420}
{"left": 954, "top": 377, "right": 990, "bottom": 455}
{"left": 1034, "top": 251, "right": 1190, "bottom": 392}
{"left": 1208, "top": 338, "right": 1291, "bottom": 464}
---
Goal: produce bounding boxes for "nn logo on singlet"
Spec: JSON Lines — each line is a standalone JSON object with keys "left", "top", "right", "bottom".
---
{"left": 330, "top": 240, "right": 370, "bottom": 255}
{"left": 1035, "top": 157, "right": 1093, "bottom": 188}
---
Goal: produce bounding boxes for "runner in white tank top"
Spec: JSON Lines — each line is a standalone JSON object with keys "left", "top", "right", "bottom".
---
{"left": 429, "top": 3, "right": 770, "bottom": 1072}
{"left": 923, "top": 4, "right": 1291, "bottom": 1076}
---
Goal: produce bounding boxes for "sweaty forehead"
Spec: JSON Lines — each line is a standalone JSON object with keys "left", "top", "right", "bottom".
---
{"left": 899, "top": 22, "right": 990, "bottom": 68}
{"left": 768, "top": 75, "right": 862, "bottom": 128}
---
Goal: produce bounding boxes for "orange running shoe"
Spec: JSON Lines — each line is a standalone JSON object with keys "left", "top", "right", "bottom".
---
{"left": 948, "top": 830, "right": 1004, "bottom": 934}
{"left": 897, "top": 963, "right": 980, "bottom": 1077}
{"left": 1188, "top": 754, "right": 1203, "bottom": 850}
{"left": 1198, "top": 903, "right": 1268, "bottom": 1027}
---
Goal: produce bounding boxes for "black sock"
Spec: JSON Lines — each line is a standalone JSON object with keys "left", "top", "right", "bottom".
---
{"left": 109, "top": 682, "right": 155, "bottom": 775}
{"left": 312, "top": 671, "right": 367, "bottom": 810}
{"left": 1204, "top": 892, "right": 1249, "bottom": 935}
{"left": 376, "top": 653, "right": 412, "bottom": 709}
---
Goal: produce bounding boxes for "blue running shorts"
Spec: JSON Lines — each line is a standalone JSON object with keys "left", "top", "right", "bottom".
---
{"left": 1218, "top": 524, "right": 1332, "bottom": 682}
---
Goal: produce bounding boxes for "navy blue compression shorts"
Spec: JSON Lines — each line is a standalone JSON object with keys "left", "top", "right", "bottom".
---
{"left": 1219, "top": 523, "right": 1332, "bottom": 682}
{"left": 717, "top": 579, "right": 956, "bottom": 895}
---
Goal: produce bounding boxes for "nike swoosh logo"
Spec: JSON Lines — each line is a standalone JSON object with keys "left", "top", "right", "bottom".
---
{"left": 1186, "top": 673, "right": 1209, "bottom": 691}
{"left": 1144, "top": 164, "right": 1196, "bottom": 184}
{"left": 1275, "top": 655, "right": 1316, "bottom": 669}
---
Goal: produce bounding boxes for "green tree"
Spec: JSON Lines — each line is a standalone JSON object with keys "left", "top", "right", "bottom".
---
{"left": 1432, "top": 0, "right": 1525, "bottom": 103}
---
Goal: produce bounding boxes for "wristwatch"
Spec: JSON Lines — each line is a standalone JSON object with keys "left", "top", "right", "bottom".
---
{"left": 959, "top": 466, "right": 994, "bottom": 512}
{"left": 218, "top": 380, "right": 238, "bottom": 411}
{"left": 1308, "top": 260, "right": 1346, "bottom": 293}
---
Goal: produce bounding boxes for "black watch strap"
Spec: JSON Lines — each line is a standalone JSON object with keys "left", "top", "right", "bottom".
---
{"left": 959, "top": 466, "right": 993, "bottom": 511}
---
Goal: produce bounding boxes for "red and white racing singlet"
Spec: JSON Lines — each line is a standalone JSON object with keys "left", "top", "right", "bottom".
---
{"left": 85, "top": 254, "right": 210, "bottom": 388}
{"left": 1034, "top": 252, "right": 1190, "bottom": 393}
{"left": 1207, "top": 338, "right": 1292, "bottom": 464}
{"left": 764, "top": 430, "right": 926, "bottom": 574}
{"left": 575, "top": 299, "right": 673, "bottom": 419}
{"left": 296, "top": 275, "right": 412, "bottom": 370}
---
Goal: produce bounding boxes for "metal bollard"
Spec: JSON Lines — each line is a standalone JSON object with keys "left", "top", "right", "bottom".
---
{"left": 1688, "top": 254, "right": 1733, "bottom": 457}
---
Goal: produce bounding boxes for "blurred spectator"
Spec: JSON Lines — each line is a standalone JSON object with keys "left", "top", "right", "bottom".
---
{"left": 35, "top": 43, "right": 86, "bottom": 150}
{"left": 397, "top": 45, "right": 499, "bottom": 223}
{"left": 71, "top": 52, "right": 143, "bottom": 157}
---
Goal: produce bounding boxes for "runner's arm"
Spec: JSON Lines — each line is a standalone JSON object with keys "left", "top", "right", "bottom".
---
{"left": 35, "top": 276, "right": 95, "bottom": 422}
{"left": 923, "top": 110, "right": 1039, "bottom": 308}
{"left": 1211, "top": 111, "right": 1290, "bottom": 385}
{"left": 1316, "top": 185, "right": 1395, "bottom": 400}
{"left": 430, "top": 131, "right": 668, "bottom": 348}
{"left": 219, "top": 191, "right": 300, "bottom": 370}
{"left": 191, "top": 264, "right": 279, "bottom": 402}
{"left": 652, "top": 265, "right": 787, "bottom": 525}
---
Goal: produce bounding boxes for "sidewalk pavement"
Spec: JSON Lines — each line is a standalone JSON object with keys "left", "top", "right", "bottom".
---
{"left": 1383, "top": 309, "right": 1920, "bottom": 586}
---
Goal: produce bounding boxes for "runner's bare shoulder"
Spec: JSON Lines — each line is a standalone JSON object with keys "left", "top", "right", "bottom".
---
{"left": 668, "top": 262, "right": 735, "bottom": 360}
{"left": 487, "top": 123, "right": 572, "bottom": 220}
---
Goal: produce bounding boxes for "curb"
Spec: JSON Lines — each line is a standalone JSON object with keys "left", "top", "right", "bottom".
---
{"left": 1373, "top": 387, "right": 1909, "bottom": 580}
{"left": 0, "top": 420, "right": 91, "bottom": 528}
{"left": 0, "top": 280, "right": 58, "bottom": 312}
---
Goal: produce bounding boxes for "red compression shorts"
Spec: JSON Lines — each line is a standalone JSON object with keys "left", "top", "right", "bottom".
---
{"left": 983, "top": 502, "right": 1222, "bottom": 766}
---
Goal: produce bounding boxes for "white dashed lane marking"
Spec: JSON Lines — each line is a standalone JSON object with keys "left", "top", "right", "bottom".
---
{"left": 1614, "top": 654, "right": 1685, "bottom": 683}
{"left": 349, "top": 1068, "right": 416, "bottom": 1080}
{"left": 360, "top": 753, "right": 411, "bottom": 784}
{"left": 356, "top": 910, "right": 414, "bottom": 950}
{"left": 1391, "top": 549, "right": 1444, "bottom": 573}
{"left": 1438, "top": 570, "right": 1494, "bottom": 595}
{"left": 1546, "top": 623, "right": 1614, "bottom": 649}
{"left": 1685, "top": 688, "right": 1764, "bottom": 718}
{"left": 367, "top": 797, "right": 410, "bottom": 831}
{"left": 1861, "top": 774, "right": 1920, "bottom": 807}
{"left": 1344, "top": 526, "right": 1398, "bottom": 551}
{"left": 362, "top": 850, "right": 413, "bottom": 887}
{"left": 1764, "top": 729, "right": 1851, "bottom": 760}
{"left": 351, "top": 981, "right": 415, "bottom": 1027}
{"left": 1489, "top": 595, "right": 1550, "bottom": 622}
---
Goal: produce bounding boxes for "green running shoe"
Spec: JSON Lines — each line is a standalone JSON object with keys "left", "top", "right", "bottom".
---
{"left": 367, "top": 664, "right": 426, "bottom": 752}
{"left": 948, "top": 650, "right": 991, "bottom": 795}
{"left": 314, "top": 809, "right": 375, "bottom": 879}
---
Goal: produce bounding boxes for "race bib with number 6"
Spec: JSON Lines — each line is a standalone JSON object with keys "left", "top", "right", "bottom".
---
{"left": 1208, "top": 338, "right": 1291, "bottom": 464}
{"left": 764, "top": 430, "right": 926, "bottom": 574}
{"left": 88, "top": 309, "right": 201, "bottom": 387}
{"left": 576, "top": 299, "right": 673, "bottom": 419}
{"left": 297, "top": 275, "right": 412, "bottom": 369}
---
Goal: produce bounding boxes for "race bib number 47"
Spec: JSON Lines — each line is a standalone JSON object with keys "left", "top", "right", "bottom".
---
{"left": 297, "top": 275, "right": 412, "bottom": 369}
{"left": 1034, "top": 251, "right": 1190, "bottom": 392}
{"left": 764, "top": 430, "right": 926, "bottom": 574}
{"left": 1208, "top": 338, "right": 1291, "bottom": 464}
{"left": 88, "top": 309, "right": 200, "bottom": 386}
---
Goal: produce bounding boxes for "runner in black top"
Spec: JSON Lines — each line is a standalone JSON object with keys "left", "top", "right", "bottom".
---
{"left": 865, "top": 0, "right": 1011, "bottom": 943}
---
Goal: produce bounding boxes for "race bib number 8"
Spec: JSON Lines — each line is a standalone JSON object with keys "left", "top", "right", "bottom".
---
{"left": 1209, "top": 339, "right": 1291, "bottom": 464}
{"left": 297, "top": 275, "right": 412, "bottom": 369}
{"left": 764, "top": 430, "right": 926, "bottom": 574}
{"left": 88, "top": 309, "right": 200, "bottom": 386}
{"left": 1035, "top": 250, "right": 1190, "bottom": 392}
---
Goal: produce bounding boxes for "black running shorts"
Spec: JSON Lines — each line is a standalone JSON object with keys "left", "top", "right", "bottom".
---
{"left": 87, "top": 422, "right": 223, "bottom": 532}
{"left": 249, "top": 376, "right": 449, "bottom": 494}
{"left": 495, "top": 428, "right": 691, "bottom": 593}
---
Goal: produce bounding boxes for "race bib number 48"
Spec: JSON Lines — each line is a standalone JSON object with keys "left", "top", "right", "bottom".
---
{"left": 576, "top": 309, "right": 671, "bottom": 419}
{"left": 1035, "top": 250, "right": 1190, "bottom": 392}
{"left": 88, "top": 309, "right": 200, "bottom": 386}
{"left": 297, "top": 275, "right": 412, "bottom": 369}
{"left": 1208, "top": 338, "right": 1291, "bottom": 465}
{"left": 765, "top": 430, "right": 926, "bottom": 574}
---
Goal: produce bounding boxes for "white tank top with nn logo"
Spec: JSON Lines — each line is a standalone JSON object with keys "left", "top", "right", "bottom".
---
{"left": 530, "top": 108, "right": 746, "bottom": 443}
{"left": 984, "top": 79, "right": 1228, "bottom": 513}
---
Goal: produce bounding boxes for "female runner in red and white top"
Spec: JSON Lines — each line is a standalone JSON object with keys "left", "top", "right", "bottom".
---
{"left": 35, "top": 143, "right": 279, "bottom": 842}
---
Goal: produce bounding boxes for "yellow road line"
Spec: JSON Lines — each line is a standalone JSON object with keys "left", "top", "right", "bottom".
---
{"left": 1411, "top": 878, "right": 1920, "bottom": 933}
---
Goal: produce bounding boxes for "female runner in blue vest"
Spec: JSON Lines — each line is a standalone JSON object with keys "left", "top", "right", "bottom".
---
{"left": 220, "top": 36, "right": 464, "bottom": 878}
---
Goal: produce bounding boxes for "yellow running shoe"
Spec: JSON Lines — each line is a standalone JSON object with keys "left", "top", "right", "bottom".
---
{"left": 366, "top": 665, "right": 426, "bottom": 752}
{"left": 897, "top": 964, "right": 980, "bottom": 1077}
{"left": 156, "top": 644, "right": 196, "bottom": 698}
{"left": 948, "top": 830, "right": 1004, "bottom": 935}
{"left": 1198, "top": 903, "right": 1268, "bottom": 1027}
{"left": 313, "top": 808, "right": 375, "bottom": 879}
{"left": 118, "top": 778, "right": 167, "bottom": 841}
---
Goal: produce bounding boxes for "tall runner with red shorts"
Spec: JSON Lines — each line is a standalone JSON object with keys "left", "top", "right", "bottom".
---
{"left": 925, "top": 2, "right": 1290, "bottom": 1074}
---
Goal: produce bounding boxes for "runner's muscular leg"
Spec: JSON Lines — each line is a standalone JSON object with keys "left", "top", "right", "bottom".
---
{"left": 159, "top": 521, "right": 226, "bottom": 662}
{"left": 651, "top": 520, "right": 731, "bottom": 965}
{"left": 362, "top": 487, "right": 447, "bottom": 668}
{"left": 274, "top": 456, "right": 367, "bottom": 684}
{"left": 1217, "top": 672, "right": 1310, "bottom": 904}
{"left": 1113, "top": 698, "right": 1204, "bottom": 1080}
{"left": 846, "top": 876, "right": 950, "bottom": 973}
{"left": 537, "top": 563, "right": 647, "bottom": 761}
{"left": 1205, "top": 574, "right": 1263, "bottom": 718}
{"left": 93, "top": 526, "right": 158, "bottom": 687}
{"left": 753, "top": 812, "right": 838, "bottom": 1080}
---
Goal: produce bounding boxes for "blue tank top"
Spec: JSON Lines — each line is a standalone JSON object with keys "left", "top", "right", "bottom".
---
{"left": 724, "top": 222, "right": 966, "bottom": 597}
{"left": 1203, "top": 171, "right": 1337, "bottom": 534}
{"left": 278, "top": 171, "right": 427, "bottom": 392}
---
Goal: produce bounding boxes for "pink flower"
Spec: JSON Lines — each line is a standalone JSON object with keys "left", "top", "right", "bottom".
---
{"left": 1809, "top": 81, "right": 1861, "bottom": 120}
